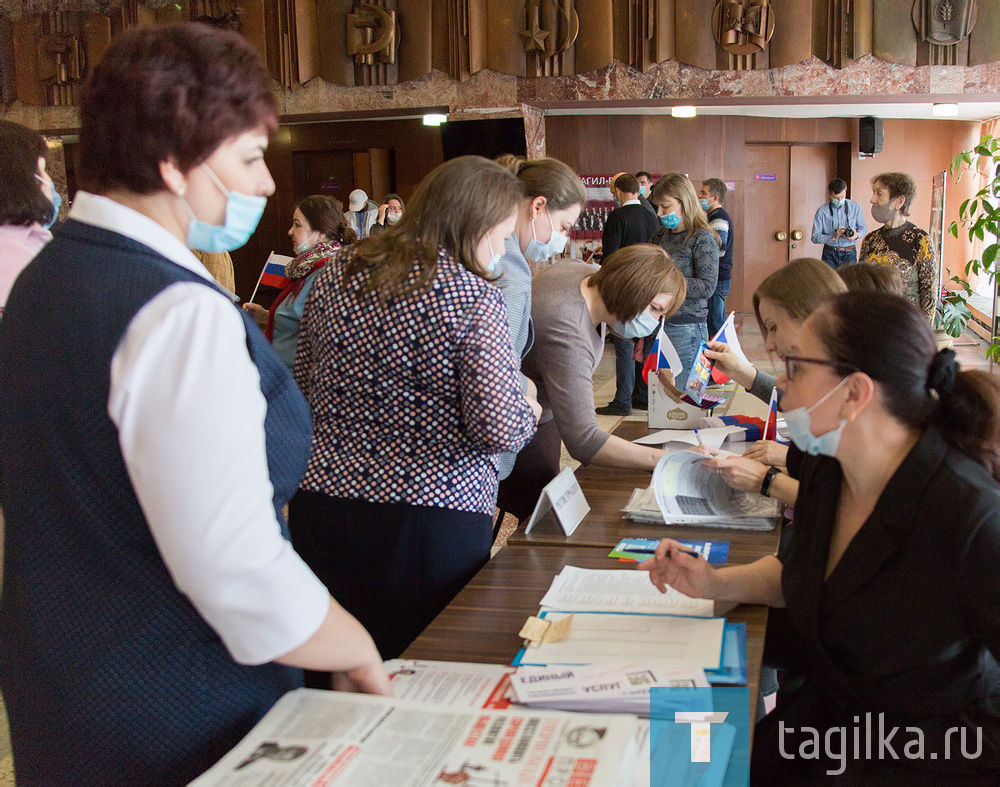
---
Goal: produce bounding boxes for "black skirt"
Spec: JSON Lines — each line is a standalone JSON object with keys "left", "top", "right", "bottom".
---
{"left": 289, "top": 491, "right": 492, "bottom": 663}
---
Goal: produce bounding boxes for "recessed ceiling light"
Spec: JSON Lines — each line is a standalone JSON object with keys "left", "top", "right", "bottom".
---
{"left": 671, "top": 105, "right": 697, "bottom": 118}
{"left": 932, "top": 103, "right": 960, "bottom": 117}
{"left": 423, "top": 113, "right": 448, "bottom": 126}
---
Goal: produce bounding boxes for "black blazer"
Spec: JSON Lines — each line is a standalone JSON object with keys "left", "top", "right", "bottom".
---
{"left": 754, "top": 425, "right": 1000, "bottom": 781}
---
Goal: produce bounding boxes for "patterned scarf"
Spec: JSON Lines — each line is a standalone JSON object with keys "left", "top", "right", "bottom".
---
{"left": 265, "top": 240, "right": 341, "bottom": 341}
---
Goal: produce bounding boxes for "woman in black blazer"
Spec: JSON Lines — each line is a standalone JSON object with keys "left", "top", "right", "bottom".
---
{"left": 643, "top": 292, "right": 1000, "bottom": 783}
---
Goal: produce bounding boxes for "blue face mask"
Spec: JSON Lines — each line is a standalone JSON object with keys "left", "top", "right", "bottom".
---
{"left": 699, "top": 198, "right": 711, "bottom": 211}
{"left": 485, "top": 235, "right": 502, "bottom": 274}
{"left": 612, "top": 308, "right": 659, "bottom": 340}
{"left": 831, "top": 198, "right": 845, "bottom": 208}
{"left": 782, "top": 376, "right": 850, "bottom": 457}
{"left": 524, "top": 210, "right": 568, "bottom": 264}
{"left": 184, "top": 165, "right": 267, "bottom": 253}
{"left": 36, "top": 174, "right": 61, "bottom": 229}
{"left": 639, "top": 185, "right": 649, "bottom": 197}
{"left": 659, "top": 211, "right": 681, "bottom": 230}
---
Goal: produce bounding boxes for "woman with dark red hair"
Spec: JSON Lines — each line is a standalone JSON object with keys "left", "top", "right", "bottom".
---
{"left": 0, "top": 23, "right": 387, "bottom": 784}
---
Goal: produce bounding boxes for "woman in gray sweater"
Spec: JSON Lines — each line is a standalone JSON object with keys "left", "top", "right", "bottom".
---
{"left": 649, "top": 173, "right": 720, "bottom": 384}
{"left": 497, "top": 244, "right": 687, "bottom": 519}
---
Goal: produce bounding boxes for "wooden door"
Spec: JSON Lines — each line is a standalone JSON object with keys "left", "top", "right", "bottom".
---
{"left": 738, "top": 144, "right": 838, "bottom": 312}
{"left": 740, "top": 145, "right": 790, "bottom": 312}
{"left": 789, "top": 145, "right": 838, "bottom": 261}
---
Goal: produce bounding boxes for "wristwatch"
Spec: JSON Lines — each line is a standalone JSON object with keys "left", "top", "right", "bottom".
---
{"left": 760, "top": 466, "right": 780, "bottom": 498}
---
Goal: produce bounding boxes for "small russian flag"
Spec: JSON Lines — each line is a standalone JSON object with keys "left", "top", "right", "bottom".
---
{"left": 641, "top": 324, "right": 683, "bottom": 384}
{"left": 709, "top": 312, "right": 750, "bottom": 384}
{"left": 763, "top": 387, "right": 779, "bottom": 441}
{"left": 260, "top": 260, "right": 289, "bottom": 289}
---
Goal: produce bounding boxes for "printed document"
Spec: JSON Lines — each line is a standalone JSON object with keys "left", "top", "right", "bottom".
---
{"left": 191, "top": 690, "right": 639, "bottom": 786}
{"left": 539, "top": 566, "right": 714, "bottom": 617}
{"left": 515, "top": 611, "right": 725, "bottom": 670}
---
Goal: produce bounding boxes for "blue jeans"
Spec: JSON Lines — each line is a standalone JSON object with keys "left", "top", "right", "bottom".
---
{"left": 611, "top": 335, "right": 637, "bottom": 409}
{"left": 662, "top": 322, "right": 709, "bottom": 388}
{"left": 821, "top": 245, "right": 857, "bottom": 269}
{"left": 707, "top": 278, "right": 731, "bottom": 338}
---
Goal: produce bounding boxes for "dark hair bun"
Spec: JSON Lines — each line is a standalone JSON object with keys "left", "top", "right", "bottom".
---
{"left": 927, "top": 348, "right": 959, "bottom": 396}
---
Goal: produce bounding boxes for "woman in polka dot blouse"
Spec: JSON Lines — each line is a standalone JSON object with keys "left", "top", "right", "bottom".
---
{"left": 290, "top": 156, "right": 542, "bottom": 666}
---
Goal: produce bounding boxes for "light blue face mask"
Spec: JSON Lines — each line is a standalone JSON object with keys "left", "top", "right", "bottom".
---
{"left": 659, "top": 211, "right": 681, "bottom": 230}
{"left": 639, "top": 185, "right": 649, "bottom": 197}
{"left": 831, "top": 198, "right": 845, "bottom": 208}
{"left": 36, "top": 174, "right": 61, "bottom": 229}
{"left": 485, "top": 234, "right": 502, "bottom": 274}
{"left": 612, "top": 308, "right": 659, "bottom": 340}
{"left": 782, "top": 376, "right": 851, "bottom": 457}
{"left": 524, "top": 210, "right": 568, "bottom": 263}
{"left": 699, "top": 198, "right": 711, "bottom": 211}
{"left": 184, "top": 165, "right": 267, "bottom": 253}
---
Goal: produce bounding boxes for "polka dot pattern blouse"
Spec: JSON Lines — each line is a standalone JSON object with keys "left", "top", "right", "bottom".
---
{"left": 294, "top": 247, "right": 537, "bottom": 515}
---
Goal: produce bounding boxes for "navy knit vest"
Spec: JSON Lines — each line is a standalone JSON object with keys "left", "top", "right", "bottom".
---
{"left": 0, "top": 220, "right": 312, "bottom": 785}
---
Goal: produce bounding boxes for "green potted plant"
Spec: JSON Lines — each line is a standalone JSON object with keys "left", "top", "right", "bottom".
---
{"left": 948, "top": 133, "right": 1000, "bottom": 361}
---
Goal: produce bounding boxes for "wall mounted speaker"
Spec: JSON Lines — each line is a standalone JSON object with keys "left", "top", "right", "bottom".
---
{"left": 859, "top": 116, "right": 884, "bottom": 155}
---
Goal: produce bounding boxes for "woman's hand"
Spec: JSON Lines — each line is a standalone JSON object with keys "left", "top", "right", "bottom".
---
{"left": 742, "top": 440, "right": 788, "bottom": 468}
{"left": 701, "top": 341, "right": 756, "bottom": 389}
{"left": 701, "top": 454, "right": 768, "bottom": 494}
{"left": 638, "top": 538, "right": 720, "bottom": 599}
{"left": 377, "top": 203, "right": 388, "bottom": 224}
{"left": 242, "top": 302, "right": 268, "bottom": 327}
{"left": 332, "top": 661, "right": 393, "bottom": 696}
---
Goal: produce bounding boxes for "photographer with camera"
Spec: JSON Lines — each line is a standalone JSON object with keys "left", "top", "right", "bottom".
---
{"left": 811, "top": 177, "right": 866, "bottom": 270}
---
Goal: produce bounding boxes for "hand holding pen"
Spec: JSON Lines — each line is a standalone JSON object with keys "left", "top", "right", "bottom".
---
{"left": 637, "top": 538, "right": 719, "bottom": 599}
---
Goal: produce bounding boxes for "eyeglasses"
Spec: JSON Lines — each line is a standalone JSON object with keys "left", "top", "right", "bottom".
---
{"left": 783, "top": 355, "right": 853, "bottom": 381}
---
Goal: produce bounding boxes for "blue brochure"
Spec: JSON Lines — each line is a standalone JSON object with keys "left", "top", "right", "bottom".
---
{"left": 705, "top": 622, "right": 748, "bottom": 686}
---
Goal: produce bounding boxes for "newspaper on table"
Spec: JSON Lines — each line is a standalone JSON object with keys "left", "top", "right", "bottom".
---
{"left": 190, "top": 689, "right": 640, "bottom": 786}
{"left": 651, "top": 450, "right": 779, "bottom": 530}
{"left": 539, "top": 565, "right": 714, "bottom": 617}
{"left": 385, "top": 659, "right": 515, "bottom": 709}
{"left": 510, "top": 659, "right": 709, "bottom": 717}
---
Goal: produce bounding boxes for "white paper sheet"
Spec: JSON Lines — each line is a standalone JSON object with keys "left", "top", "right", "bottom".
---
{"left": 632, "top": 426, "right": 743, "bottom": 448}
{"left": 539, "top": 566, "right": 714, "bottom": 617}
{"left": 518, "top": 611, "right": 726, "bottom": 669}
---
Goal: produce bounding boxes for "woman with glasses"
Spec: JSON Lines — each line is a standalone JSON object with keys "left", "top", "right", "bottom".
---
{"left": 643, "top": 292, "right": 1000, "bottom": 782}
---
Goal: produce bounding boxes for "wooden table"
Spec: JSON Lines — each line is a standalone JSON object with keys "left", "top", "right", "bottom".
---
{"left": 403, "top": 544, "right": 772, "bottom": 704}
{"left": 509, "top": 420, "right": 783, "bottom": 555}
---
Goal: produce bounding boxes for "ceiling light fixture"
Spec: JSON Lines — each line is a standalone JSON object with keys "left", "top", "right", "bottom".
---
{"left": 671, "top": 105, "right": 697, "bottom": 118}
{"left": 423, "top": 113, "right": 448, "bottom": 126}
{"left": 932, "top": 103, "right": 960, "bottom": 117}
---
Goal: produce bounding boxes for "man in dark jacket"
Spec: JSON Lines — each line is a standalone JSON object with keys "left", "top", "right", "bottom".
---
{"left": 700, "top": 178, "right": 734, "bottom": 338}
{"left": 597, "top": 173, "right": 662, "bottom": 416}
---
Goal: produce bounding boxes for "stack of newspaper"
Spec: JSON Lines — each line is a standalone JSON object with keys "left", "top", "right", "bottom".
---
{"left": 509, "top": 659, "right": 709, "bottom": 717}
{"left": 192, "top": 688, "right": 641, "bottom": 786}
{"left": 621, "top": 450, "right": 779, "bottom": 530}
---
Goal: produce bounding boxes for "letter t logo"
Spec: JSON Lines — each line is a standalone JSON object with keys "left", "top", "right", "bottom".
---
{"left": 674, "top": 712, "right": 730, "bottom": 762}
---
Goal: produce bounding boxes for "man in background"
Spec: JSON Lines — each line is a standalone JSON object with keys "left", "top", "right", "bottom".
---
{"left": 346, "top": 188, "right": 379, "bottom": 238}
{"left": 811, "top": 177, "right": 866, "bottom": 269}
{"left": 596, "top": 173, "right": 662, "bottom": 416}
{"left": 699, "top": 178, "right": 734, "bottom": 337}
{"left": 635, "top": 171, "right": 658, "bottom": 217}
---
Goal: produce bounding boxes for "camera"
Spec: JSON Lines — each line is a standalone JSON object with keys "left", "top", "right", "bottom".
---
{"left": 843, "top": 227, "right": 856, "bottom": 239}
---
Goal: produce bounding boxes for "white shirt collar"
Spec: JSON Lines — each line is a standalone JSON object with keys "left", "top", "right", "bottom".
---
{"left": 69, "top": 191, "right": 229, "bottom": 296}
{"left": 623, "top": 199, "right": 641, "bottom": 207}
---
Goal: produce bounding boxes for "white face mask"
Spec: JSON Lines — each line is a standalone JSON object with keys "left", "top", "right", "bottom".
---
{"left": 294, "top": 231, "right": 319, "bottom": 255}
{"left": 386, "top": 212, "right": 402, "bottom": 224}
{"left": 485, "top": 234, "right": 502, "bottom": 274}
{"left": 782, "top": 375, "right": 851, "bottom": 457}
{"left": 524, "top": 210, "right": 568, "bottom": 263}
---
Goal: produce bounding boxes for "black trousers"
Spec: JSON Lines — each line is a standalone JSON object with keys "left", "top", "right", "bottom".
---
{"left": 288, "top": 491, "right": 492, "bottom": 669}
